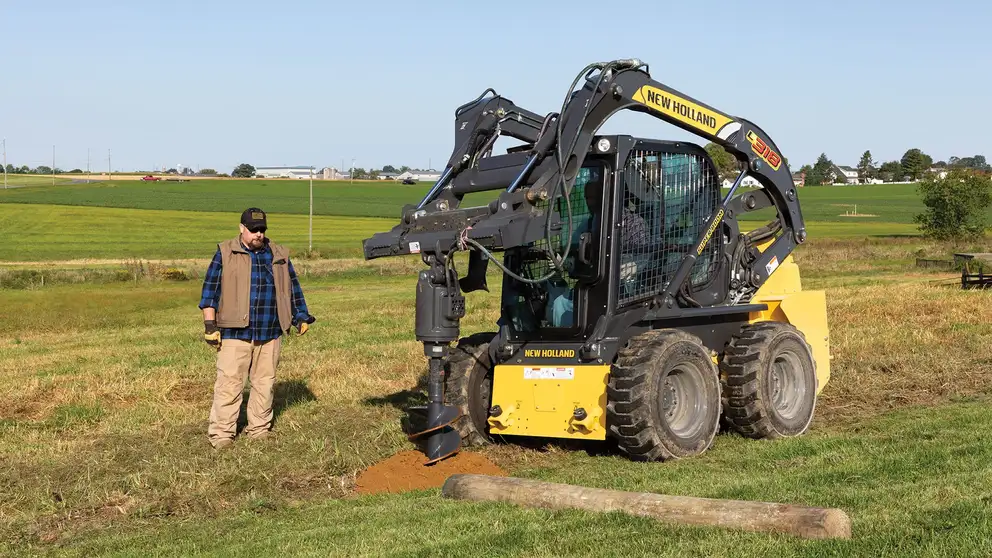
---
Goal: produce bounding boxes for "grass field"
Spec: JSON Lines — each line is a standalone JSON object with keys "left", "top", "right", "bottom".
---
{"left": 3, "top": 203, "right": 930, "bottom": 265}
{"left": 3, "top": 236, "right": 992, "bottom": 555}
{"left": 0, "top": 175, "right": 77, "bottom": 188}
{"left": 1, "top": 204, "right": 391, "bottom": 261}
{"left": 3, "top": 171, "right": 992, "bottom": 555}
{"left": 0, "top": 176, "right": 945, "bottom": 224}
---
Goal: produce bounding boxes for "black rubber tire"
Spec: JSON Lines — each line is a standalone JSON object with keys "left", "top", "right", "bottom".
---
{"left": 720, "top": 322, "right": 817, "bottom": 439}
{"left": 444, "top": 332, "right": 497, "bottom": 447}
{"left": 607, "top": 329, "right": 722, "bottom": 461}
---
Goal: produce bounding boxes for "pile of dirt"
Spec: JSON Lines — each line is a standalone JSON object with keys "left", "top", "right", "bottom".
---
{"left": 355, "top": 450, "right": 507, "bottom": 495}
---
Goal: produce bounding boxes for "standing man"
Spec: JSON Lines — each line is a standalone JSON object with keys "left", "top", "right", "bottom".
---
{"left": 198, "top": 207, "right": 316, "bottom": 449}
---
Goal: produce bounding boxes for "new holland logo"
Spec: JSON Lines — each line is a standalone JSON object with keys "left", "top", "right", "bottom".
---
{"left": 631, "top": 86, "right": 734, "bottom": 137}
{"left": 524, "top": 349, "right": 576, "bottom": 358}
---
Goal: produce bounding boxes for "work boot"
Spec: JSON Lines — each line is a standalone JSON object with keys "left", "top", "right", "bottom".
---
{"left": 248, "top": 431, "right": 274, "bottom": 441}
{"left": 212, "top": 438, "right": 235, "bottom": 450}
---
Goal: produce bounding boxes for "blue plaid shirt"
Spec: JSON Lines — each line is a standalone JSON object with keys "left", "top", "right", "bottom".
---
{"left": 198, "top": 241, "right": 310, "bottom": 341}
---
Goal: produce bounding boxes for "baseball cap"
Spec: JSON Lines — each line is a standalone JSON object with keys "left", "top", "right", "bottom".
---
{"left": 241, "top": 207, "right": 267, "bottom": 232}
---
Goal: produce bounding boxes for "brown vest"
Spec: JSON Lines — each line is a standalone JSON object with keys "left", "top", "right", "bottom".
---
{"left": 216, "top": 237, "right": 293, "bottom": 333}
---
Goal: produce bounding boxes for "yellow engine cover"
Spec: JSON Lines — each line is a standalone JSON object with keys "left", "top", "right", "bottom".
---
{"left": 487, "top": 364, "right": 610, "bottom": 440}
{"left": 747, "top": 250, "right": 831, "bottom": 394}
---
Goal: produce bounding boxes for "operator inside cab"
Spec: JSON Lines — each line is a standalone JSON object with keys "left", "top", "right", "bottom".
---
{"left": 500, "top": 165, "right": 605, "bottom": 332}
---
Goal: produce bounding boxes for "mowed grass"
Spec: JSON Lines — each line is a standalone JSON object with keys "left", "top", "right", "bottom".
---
{"left": 2, "top": 203, "right": 925, "bottom": 264}
{"left": 0, "top": 178, "right": 435, "bottom": 219}
{"left": 0, "top": 175, "right": 77, "bottom": 188}
{"left": 0, "top": 176, "right": 947, "bottom": 224}
{"left": 2, "top": 203, "right": 393, "bottom": 261}
{"left": 3, "top": 239, "right": 992, "bottom": 555}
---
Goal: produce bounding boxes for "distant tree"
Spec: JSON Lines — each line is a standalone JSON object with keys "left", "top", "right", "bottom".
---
{"left": 798, "top": 164, "right": 812, "bottom": 177}
{"left": 17, "top": 165, "right": 29, "bottom": 174}
{"left": 199, "top": 168, "right": 217, "bottom": 175}
{"left": 34, "top": 165, "right": 52, "bottom": 175}
{"left": 857, "top": 150, "right": 876, "bottom": 183}
{"left": 368, "top": 169, "right": 380, "bottom": 179}
{"left": 381, "top": 165, "right": 398, "bottom": 173}
{"left": 166, "top": 168, "right": 178, "bottom": 174}
{"left": 232, "top": 163, "right": 256, "bottom": 178}
{"left": 914, "top": 169, "right": 992, "bottom": 242}
{"left": 933, "top": 160, "right": 947, "bottom": 168}
{"left": 399, "top": 165, "right": 411, "bottom": 173}
{"left": 805, "top": 153, "right": 833, "bottom": 186}
{"left": 878, "top": 161, "right": 903, "bottom": 182}
{"left": 68, "top": 168, "right": 83, "bottom": 174}
{"left": 901, "top": 148, "right": 932, "bottom": 180}
{"left": 704, "top": 142, "right": 738, "bottom": 182}
{"left": 949, "top": 155, "right": 990, "bottom": 171}
{"left": 350, "top": 167, "right": 368, "bottom": 179}
{"left": 4, "top": 164, "right": 14, "bottom": 174}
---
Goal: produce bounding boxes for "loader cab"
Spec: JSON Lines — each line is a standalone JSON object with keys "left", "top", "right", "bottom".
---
{"left": 499, "top": 136, "right": 725, "bottom": 343}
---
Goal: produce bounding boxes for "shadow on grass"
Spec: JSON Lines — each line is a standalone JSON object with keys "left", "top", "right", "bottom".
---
{"left": 236, "top": 379, "right": 317, "bottom": 434}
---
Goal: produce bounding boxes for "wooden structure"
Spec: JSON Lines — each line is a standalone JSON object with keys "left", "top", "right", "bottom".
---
{"left": 441, "top": 474, "right": 851, "bottom": 540}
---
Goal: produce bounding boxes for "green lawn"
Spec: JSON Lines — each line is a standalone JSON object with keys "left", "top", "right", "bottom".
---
{"left": 0, "top": 177, "right": 940, "bottom": 224}
{"left": 2, "top": 203, "right": 393, "bottom": 261}
{"left": 2, "top": 203, "right": 923, "bottom": 264}
{"left": 0, "top": 178, "right": 433, "bottom": 219}
{"left": 2, "top": 251, "right": 991, "bottom": 555}
{"left": 41, "top": 401, "right": 992, "bottom": 557}
{"left": 0, "top": 175, "right": 77, "bottom": 188}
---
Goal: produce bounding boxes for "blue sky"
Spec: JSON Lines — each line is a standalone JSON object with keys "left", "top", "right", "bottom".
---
{"left": 3, "top": 0, "right": 989, "bottom": 174}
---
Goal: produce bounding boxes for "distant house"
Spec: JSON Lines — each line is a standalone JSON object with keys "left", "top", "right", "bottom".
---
{"left": 396, "top": 169, "right": 443, "bottom": 182}
{"left": 830, "top": 164, "right": 859, "bottom": 184}
{"left": 720, "top": 176, "right": 762, "bottom": 189}
{"left": 256, "top": 166, "right": 315, "bottom": 179}
{"left": 928, "top": 167, "right": 949, "bottom": 179}
{"left": 378, "top": 172, "right": 401, "bottom": 180}
{"left": 792, "top": 172, "right": 806, "bottom": 187}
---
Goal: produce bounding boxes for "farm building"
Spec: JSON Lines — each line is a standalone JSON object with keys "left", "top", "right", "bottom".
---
{"left": 255, "top": 166, "right": 316, "bottom": 179}
{"left": 396, "top": 169, "right": 443, "bottom": 182}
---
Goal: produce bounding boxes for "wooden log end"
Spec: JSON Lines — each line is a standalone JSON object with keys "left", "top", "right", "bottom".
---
{"left": 816, "top": 507, "right": 852, "bottom": 540}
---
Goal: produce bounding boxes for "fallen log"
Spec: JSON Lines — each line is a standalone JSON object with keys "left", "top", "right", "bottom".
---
{"left": 441, "top": 474, "right": 851, "bottom": 540}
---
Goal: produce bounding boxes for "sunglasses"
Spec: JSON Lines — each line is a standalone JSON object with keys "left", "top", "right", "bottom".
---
{"left": 247, "top": 226, "right": 266, "bottom": 234}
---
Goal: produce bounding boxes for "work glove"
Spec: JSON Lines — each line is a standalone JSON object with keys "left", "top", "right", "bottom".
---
{"left": 296, "top": 314, "right": 316, "bottom": 336}
{"left": 204, "top": 320, "right": 221, "bottom": 351}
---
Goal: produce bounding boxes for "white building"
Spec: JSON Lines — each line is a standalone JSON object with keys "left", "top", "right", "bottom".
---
{"left": 830, "top": 164, "right": 860, "bottom": 184}
{"left": 255, "top": 166, "right": 315, "bottom": 179}
{"left": 720, "top": 176, "right": 763, "bottom": 189}
{"left": 396, "top": 169, "right": 442, "bottom": 182}
{"left": 321, "top": 167, "right": 348, "bottom": 180}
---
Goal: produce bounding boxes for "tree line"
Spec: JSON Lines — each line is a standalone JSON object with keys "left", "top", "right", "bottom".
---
{"left": 3, "top": 164, "right": 85, "bottom": 175}
{"left": 703, "top": 144, "right": 989, "bottom": 186}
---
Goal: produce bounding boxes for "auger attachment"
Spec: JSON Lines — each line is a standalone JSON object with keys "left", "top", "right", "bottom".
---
{"left": 410, "top": 254, "right": 465, "bottom": 465}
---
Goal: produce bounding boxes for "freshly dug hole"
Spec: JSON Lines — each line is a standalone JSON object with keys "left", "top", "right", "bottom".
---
{"left": 354, "top": 450, "right": 506, "bottom": 495}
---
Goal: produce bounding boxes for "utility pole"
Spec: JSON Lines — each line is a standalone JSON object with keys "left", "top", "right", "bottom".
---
{"left": 3, "top": 138, "right": 6, "bottom": 190}
{"left": 108, "top": 148, "right": 112, "bottom": 180}
{"left": 350, "top": 158, "right": 355, "bottom": 184}
{"left": 309, "top": 166, "right": 314, "bottom": 252}
{"left": 52, "top": 145, "right": 56, "bottom": 185}
{"left": 87, "top": 147, "right": 90, "bottom": 176}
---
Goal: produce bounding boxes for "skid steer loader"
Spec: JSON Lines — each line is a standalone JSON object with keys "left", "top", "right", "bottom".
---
{"left": 362, "top": 59, "right": 830, "bottom": 464}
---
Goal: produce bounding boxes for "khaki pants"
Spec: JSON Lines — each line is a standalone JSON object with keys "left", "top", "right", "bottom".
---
{"left": 208, "top": 337, "right": 282, "bottom": 445}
